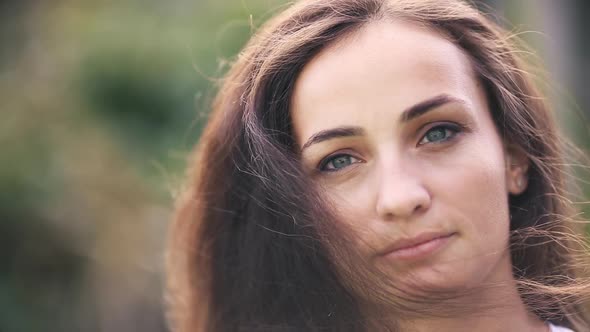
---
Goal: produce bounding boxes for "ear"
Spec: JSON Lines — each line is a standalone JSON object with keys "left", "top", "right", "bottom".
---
{"left": 505, "top": 144, "right": 530, "bottom": 195}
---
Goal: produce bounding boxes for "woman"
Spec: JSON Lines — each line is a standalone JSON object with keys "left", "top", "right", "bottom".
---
{"left": 166, "top": 0, "right": 590, "bottom": 331}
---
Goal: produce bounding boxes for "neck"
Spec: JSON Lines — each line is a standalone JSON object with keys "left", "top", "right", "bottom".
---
{"left": 397, "top": 297, "right": 547, "bottom": 332}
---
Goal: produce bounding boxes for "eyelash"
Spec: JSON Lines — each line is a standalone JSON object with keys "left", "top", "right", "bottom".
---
{"left": 418, "top": 123, "right": 462, "bottom": 145}
{"left": 317, "top": 123, "right": 463, "bottom": 173}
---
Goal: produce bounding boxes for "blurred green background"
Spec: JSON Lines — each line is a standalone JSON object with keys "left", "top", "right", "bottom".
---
{"left": 0, "top": 1, "right": 588, "bottom": 331}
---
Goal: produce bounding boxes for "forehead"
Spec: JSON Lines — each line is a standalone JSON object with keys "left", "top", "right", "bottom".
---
{"left": 290, "top": 19, "right": 483, "bottom": 142}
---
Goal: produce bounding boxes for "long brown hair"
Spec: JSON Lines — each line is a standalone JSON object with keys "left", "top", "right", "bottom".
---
{"left": 166, "top": 0, "right": 590, "bottom": 330}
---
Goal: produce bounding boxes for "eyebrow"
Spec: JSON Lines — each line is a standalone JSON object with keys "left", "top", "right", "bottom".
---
{"left": 400, "top": 93, "right": 464, "bottom": 122}
{"left": 301, "top": 126, "right": 365, "bottom": 151}
{"left": 300, "top": 93, "right": 465, "bottom": 152}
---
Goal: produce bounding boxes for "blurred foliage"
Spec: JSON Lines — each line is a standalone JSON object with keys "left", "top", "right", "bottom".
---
{"left": 0, "top": 0, "right": 588, "bottom": 331}
{"left": 0, "top": 1, "right": 286, "bottom": 331}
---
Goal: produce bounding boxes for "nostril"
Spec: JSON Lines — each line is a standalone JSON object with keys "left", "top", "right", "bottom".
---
{"left": 374, "top": 170, "right": 431, "bottom": 220}
{"left": 414, "top": 203, "right": 427, "bottom": 213}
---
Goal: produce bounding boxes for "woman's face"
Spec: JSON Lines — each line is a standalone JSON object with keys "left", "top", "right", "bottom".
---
{"left": 291, "top": 20, "right": 525, "bottom": 290}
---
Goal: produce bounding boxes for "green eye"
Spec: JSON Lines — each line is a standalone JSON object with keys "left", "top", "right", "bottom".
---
{"left": 419, "top": 124, "right": 460, "bottom": 145}
{"left": 320, "top": 154, "right": 358, "bottom": 172}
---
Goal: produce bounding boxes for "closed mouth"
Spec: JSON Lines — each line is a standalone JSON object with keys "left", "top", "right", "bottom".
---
{"left": 380, "top": 232, "right": 457, "bottom": 261}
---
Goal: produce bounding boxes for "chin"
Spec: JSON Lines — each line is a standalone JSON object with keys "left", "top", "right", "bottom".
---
{"left": 408, "top": 259, "right": 511, "bottom": 300}
{"left": 400, "top": 264, "right": 470, "bottom": 292}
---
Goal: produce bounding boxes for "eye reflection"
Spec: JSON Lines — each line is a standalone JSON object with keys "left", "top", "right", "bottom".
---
{"left": 315, "top": 124, "right": 462, "bottom": 173}
{"left": 419, "top": 124, "right": 461, "bottom": 145}
{"left": 320, "top": 154, "right": 359, "bottom": 172}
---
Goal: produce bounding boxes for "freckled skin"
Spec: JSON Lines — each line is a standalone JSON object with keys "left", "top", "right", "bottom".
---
{"left": 291, "top": 20, "right": 515, "bottom": 291}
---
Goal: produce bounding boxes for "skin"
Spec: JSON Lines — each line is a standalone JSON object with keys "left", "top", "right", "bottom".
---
{"left": 290, "top": 20, "right": 543, "bottom": 332}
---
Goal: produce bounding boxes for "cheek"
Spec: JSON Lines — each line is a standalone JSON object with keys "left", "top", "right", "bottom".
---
{"left": 324, "top": 188, "right": 372, "bottom": 230}
{"left": 319, "top": 169, "right": 375, "bottom": 214}
{"left": 425, "top": 142, "right": 510, "bottom": 244}
{"left": 319, "top": 179, "right": 380, "bottom": 250}
{"left": 431, "top": 155, "right": 506, "bottom": 209}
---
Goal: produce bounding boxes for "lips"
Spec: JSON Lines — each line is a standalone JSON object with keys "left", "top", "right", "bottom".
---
{"left": 380, "top": 231, "right": 457, "bottom": 260}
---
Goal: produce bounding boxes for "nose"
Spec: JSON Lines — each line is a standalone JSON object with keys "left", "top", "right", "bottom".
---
{"left": 375, "top": 160, "right": 431, "bottom": 221}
